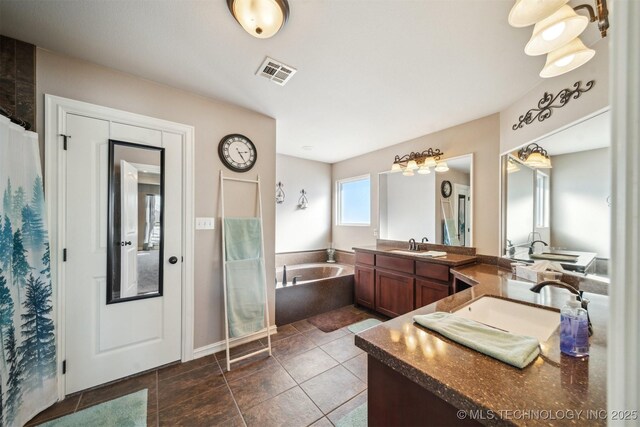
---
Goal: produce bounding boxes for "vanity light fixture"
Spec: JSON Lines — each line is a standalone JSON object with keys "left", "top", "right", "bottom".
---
{"left": 391, "top": 148, "right": 448, "bottom": 176}
{"left": 518, "top": 143, "right": 552, "bottom": 169}
{"left": 227, "top": 0, "right": 290, "bottom": 39}
{"left": 508, "top": 0, "right": 609, "bottom": 78}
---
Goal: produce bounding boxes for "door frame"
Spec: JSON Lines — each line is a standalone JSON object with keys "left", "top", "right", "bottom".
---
{"left": 44, "top": 94, "right": 195, "bottom": 399}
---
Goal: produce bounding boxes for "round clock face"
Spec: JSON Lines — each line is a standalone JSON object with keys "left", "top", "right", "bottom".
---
{"left": 218, "top": 134, "right": 257, "bottom": 172}
{"left": 441, "top": 180, "right": 452, "bottom": 198}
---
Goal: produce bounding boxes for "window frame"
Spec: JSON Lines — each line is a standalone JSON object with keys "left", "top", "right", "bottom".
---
{"left": 336, "top": 174, "right": 371, "bottom": 226}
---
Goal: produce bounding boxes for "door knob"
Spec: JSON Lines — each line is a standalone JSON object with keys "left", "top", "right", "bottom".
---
{"left": 168, "top": 256, "right": 178, "bottom": 264}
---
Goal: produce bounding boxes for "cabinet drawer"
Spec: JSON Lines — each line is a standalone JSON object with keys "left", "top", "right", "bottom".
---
{"left": 415, "top": 279, "right": 449, "bottom": 309}
{"left": 376, "top": 255, "right": 414, "bottom": 274}
{"left": 416, "top": 261, "right": 449, "bottom": 282}
{"left": 355, "top": 252, "right": 375, "bottom": 266}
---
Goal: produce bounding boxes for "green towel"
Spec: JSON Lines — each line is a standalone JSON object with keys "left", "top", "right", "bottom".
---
{"left": 225, "top": 259, "right": 266, "bottom": 337}
{"left": 223, "top": 218, "right": 266, "bottom": 338}
{"left": 413, "top": 312, "right": 540, "bottom": 369}
{"left": 224, "top": 217, "right": 263, "bottom": 261}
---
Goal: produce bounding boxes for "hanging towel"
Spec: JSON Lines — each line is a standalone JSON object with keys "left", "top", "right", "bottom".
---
{"left": 223, "top": 218, "right": 266, "bottom": 338}
{"left": 413, "top": 312, "right": 540, "bottom": 369}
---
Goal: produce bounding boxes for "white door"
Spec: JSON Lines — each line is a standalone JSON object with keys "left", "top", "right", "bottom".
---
{"left": 64, "top": 113, "right": 182, "bottom": 394}
{"left": 120, "top": 160, "right": 139, "bottom": 298}
{"left": 453, "top": 184, "right": 471, "bottom": 246}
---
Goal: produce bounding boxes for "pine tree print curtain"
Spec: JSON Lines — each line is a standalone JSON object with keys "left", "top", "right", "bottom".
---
{"left": 0, "top": 117, "right": 57, "bottom": 426}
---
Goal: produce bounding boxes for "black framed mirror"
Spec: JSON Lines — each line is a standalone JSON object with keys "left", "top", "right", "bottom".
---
{"left": 107, "top": 139, "right": 165, "bottom": 304}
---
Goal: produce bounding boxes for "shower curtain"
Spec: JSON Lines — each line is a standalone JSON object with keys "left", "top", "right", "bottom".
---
{"left": 0, "top": 116, "right": 57, "bottom": 426}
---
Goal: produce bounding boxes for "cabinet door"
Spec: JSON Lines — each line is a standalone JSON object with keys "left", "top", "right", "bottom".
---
{"left": 415, "top": 279, "right": 449, "bottom": 309}
{"left": 375, "top": 269, "right": 414, "bottom": 318}
{"left": 355, "top": 265, "right": 375, "bottom": 309}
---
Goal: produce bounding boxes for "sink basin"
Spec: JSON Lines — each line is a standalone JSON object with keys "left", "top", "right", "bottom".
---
{"left": 452, "top": 296, "right": 559, "bottom": 342}
{"left": 390, "top": 250, "right": 446, "bottom": 258}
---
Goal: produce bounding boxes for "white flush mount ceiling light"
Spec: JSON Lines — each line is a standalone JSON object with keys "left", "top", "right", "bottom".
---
{"left": 227, "top": 0, "right": 290, "bottom": 39}
{"left": 509, "top": 0, "right": 609, "bottom": 78}
{"left": 540, "top": 37, "right": 595, "bottom": 78}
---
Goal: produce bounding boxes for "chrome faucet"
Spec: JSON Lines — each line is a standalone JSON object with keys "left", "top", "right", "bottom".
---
{"left": 421, "top": 237, "right": 429, "bottom": 243}
{"left": 408, "top": 238, "right": 418, "bottom": 251}
{"left": 528, "top": 240, "right": 548, "bottom": 255}
{"left": 530, "top": 280, "right": 593, "bottom": 336}
{"left": 282, "top": 265, "right": 287, "bottom": 286}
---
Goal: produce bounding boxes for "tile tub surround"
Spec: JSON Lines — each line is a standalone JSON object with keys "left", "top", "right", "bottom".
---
{"left": 29, "top": 307, "right": 374, "bottom": 426}
{"left": 275, "top": 263, "right": 355, "bottom": 326}
{"left": 355, "top": 267, "right": 607, "bottom": 426}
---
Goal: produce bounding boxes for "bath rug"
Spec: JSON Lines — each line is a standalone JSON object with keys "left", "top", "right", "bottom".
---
{"left": 41, "top": 389, "right": 147, "bottom": 427}
{"left": 348, "top": 318, "right": 382, "bottom": 334}
{"left": 336, "top": 402, "right": 367, "bottom": 427}
{"left": 308, "top": 307, "right": 369, "bottom": 332}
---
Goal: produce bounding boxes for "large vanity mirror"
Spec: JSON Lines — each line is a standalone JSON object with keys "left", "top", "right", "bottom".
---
{"left": 107, "top": 140, "right": 165, "bottom": 304}
{"left": 502, "top": 110, "right": 610, "bottom": 280}
{"left": 378, "top": 154, "right": 473, "bottom": 246}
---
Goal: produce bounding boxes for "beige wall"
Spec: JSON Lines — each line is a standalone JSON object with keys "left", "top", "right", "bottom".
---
{"left": 332, "top": 114, "right": 501, "bottom": 256}
{"left": 36, "top": 49, "right": 277, "bottom": 349}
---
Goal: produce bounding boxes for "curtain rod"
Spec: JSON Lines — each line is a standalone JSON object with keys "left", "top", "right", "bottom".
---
{"left": 0, "top": 105, "right": 32, "bottom": 130}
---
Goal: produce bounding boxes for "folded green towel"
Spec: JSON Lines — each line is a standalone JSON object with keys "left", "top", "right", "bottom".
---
{"left": 224, "top": 217, "right": 263, "bottom": 261}
{"left": 413, "top": 312, "right": 540, "bottom": 369}
{"left": 225, "top": 258, "right": 266, "bottom": 338}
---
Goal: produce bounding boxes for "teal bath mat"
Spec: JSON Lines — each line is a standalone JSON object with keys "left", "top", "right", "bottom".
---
{"left": 348, "top": 318, "right": 382, "bottom": 334}
{"left": 336, "top": 402, "right": 367, "bottom": 427}
{"left": 42, "top": 389, "right": 147, "bottom": 427}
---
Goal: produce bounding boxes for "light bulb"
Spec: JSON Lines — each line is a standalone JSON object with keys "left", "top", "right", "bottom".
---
{"left": 553, "top": 53, "right": 575, "bottom": 67}
{"left": 542, "top": 21, "right": 566, "bottom": 41}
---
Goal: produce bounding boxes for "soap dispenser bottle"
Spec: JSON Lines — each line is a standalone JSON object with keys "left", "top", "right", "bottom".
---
{"left": 560, "top": 295, "right": 590, "bottom": 357}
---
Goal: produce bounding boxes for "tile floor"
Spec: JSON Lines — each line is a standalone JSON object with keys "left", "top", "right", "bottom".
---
{"left": 28, "top": 305, "right": 381, "bottom": 427}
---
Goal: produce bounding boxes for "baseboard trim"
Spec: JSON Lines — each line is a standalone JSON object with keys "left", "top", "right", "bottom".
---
{"left": 193, "top": 325, "right": 278, "bottom": 359}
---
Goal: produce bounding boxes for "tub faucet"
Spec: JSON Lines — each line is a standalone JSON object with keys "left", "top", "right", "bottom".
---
{"left": 282, "top": 265, "right": 287, "bottom": 286}
{"left": 530, "top": 280, "right": 593, "bottom": 336}
{"left": 409, "top": 238, "right": 417, "bottom": 251}
{"left": 528, "top": 240, "right": 548, "bottom": 255}
{"left": 421, "top": 237, "right": 429, "bottom": 243}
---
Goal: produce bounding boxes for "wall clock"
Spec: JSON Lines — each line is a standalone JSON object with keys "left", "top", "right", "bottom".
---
{"left": 218, "top": 134, "right": 257, "bottom": 172}
{"left": 441, "top": 180, "right": 452, "bottom": 198}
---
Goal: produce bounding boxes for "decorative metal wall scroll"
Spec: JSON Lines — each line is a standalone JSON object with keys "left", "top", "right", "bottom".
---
{"left": 512, "top": 80, "right": 595, "bottom": 131}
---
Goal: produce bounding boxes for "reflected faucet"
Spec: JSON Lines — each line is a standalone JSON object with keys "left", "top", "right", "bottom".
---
{"left": 528, "top": 240, "right": 548, "bottom": 255}
{"left": 409, "top": 238, "right": 417, "bottom": 251}
{"left": 282, "top": 265, "right": 287, "bottom": 286}
{"left": 421, "top": 237, "right": 429, "bottom": 243}
{"left": 530, "top": 280, "right": 593, "bottom": 336}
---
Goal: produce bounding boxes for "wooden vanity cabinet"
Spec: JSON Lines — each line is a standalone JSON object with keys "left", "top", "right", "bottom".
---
{"left": 354, "top": 252, "right": 376, "bottom": 309}
{"left": 415, "top": 279, "right": 449, "bottom": 309}
{"left": 375, "top": 269, "right": 414, "bottom": 317}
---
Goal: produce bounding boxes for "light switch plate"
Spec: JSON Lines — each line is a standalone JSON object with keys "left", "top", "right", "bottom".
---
{"left": 196, "top": 217, "right": 215, "bottom": 230}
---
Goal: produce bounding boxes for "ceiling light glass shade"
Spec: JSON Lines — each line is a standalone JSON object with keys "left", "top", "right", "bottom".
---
{"left": 507, "top": 159, "right": 521, "bottom": 173}
{"left": 508, "top": 0, "right": 568, "bottom": 28}
{"left": 391, "top": 163, "right": 402, "bottom": 173}
{"left": 434, "top": 162, "right": 449, "bottom": 172}
{"left": 417, "top": 165, "right": 431, "bottom": 174}
{"left": 406, "top": 160, "right": 419, "bottom": 170}
{"left": 540, "top": 37, "right": 595, "bottom": 78}
{"left": 227, "top": 0, "right": 290, "bottom": 39}
{"left": 424, "top": 157, "right": 437, "bottom": 168}
{"left": 524, "top": 152, "right": 552, "bottom": 168}
{"left": 403, "top": 169, "right": 415, "bottom": 176}
{"left": 525, "top": 6, "right": 589, "bottom": 55}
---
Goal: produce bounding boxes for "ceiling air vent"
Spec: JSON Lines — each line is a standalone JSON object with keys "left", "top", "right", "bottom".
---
{"left": 256, "top": 57, "right": 297, "bottom": 86}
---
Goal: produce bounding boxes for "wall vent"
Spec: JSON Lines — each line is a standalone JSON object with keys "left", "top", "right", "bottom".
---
{"left": 256, "top": 57, "right": 297, "bottom": 86}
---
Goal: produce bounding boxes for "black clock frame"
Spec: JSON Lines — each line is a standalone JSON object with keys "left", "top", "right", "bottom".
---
{"left": 218, "top": 134, "right": 257, "bottom": 172}
{"left": 441, "top": 180, "right": 452, "bottom": 198}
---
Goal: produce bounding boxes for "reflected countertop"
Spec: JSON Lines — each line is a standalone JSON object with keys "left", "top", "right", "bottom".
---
{"left": 355, "top": 263, "right": 607, "bottom": 426}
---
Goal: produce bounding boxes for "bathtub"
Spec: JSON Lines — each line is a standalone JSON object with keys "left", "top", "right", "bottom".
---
{"left": 275, "top": 263, "right": 354, "bottom": 325}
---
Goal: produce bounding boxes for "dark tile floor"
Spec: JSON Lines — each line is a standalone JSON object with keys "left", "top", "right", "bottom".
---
{"left": 28, "top": 305, "right": 381, "bottom": 427}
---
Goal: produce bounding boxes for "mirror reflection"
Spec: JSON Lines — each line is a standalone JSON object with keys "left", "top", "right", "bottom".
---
{"left": 108, "top": 140, "right": 164, "bottom": 303}
{"left": 378, "top": 154, "right": 473, "bottom": 246}
{"left": 503, "top": 111, "right": 610, "bottom": 280}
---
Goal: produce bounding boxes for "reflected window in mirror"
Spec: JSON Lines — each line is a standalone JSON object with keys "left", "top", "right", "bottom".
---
{"left": 107, "top": 140, "right": 165, "bottom": 304}
{"left": 378, "top": 154, "right": 473, "bottom": 247}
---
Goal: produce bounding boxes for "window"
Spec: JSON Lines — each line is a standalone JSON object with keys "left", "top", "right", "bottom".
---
{"left": 535, "top": 171, "right": 550, "bottom": 228}
{"left": 337, "top": 175, "right": 371, "bottom": 226}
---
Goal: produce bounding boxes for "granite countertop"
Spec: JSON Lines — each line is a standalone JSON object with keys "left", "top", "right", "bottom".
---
{"left": 353, "top": 245, "right": 477, "bottom": 267}
{"left": 509, "top": 249, "right": 597, "bottom": 273}
{"left": 355, "top": 263, "right": 607, "bottom": 426}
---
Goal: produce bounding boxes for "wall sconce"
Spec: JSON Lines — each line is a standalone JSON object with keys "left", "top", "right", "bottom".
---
{"left": 508, "top": 0, "right": 608, "bottom": 78}
{"left": 297, "top": 189, "right": 309, "bottom": 209}
{"left": 391, "top": 148, "right": 448, "bottom": 176}
{"left": 275, "top": 182, "right": 285, "bottom": 204}
{"left": 518, "top": 143, "right": 552, "bottom": 168}
{"left": 227, "top": 0, "right": 290, "bottom": 39}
